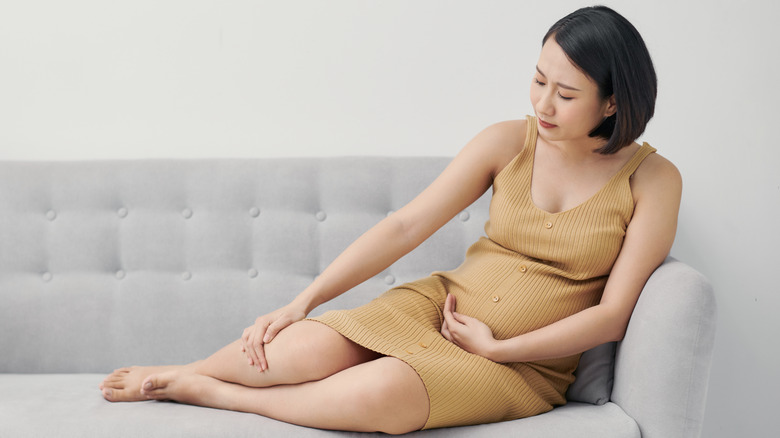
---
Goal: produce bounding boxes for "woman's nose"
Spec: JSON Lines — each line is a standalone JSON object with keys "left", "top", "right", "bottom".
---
{"left": 535, "top": 91, "right": 554, "bottom": 116}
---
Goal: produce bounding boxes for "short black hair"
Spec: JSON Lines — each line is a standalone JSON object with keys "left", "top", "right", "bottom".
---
{"left": 543, "top": 6, "right": 657, "bottom": 154}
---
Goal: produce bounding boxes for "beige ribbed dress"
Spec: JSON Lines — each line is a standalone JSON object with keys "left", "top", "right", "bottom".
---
{"left": 311, "top": 115, "right": 656, "bottom": 429}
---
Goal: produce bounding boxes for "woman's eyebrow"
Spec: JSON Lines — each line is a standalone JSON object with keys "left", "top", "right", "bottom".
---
{"left": 535, "top": 66, "right": 582, "bottom": 92}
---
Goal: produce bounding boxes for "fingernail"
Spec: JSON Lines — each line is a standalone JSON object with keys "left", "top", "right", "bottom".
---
{"left": 104, "top": 389, "right": 112, "bottom": 397}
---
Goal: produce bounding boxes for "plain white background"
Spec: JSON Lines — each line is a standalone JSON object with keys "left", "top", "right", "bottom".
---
{"left": 1, "top": 1, "right": 778, "bottom": 436}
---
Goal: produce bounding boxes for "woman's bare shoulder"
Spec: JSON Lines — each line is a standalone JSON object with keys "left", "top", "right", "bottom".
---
{"left": 632, "top": 149, "right": 682, "bottom": 202}
{"left": 471, "top": 118, "right": 528, "bottom": 177}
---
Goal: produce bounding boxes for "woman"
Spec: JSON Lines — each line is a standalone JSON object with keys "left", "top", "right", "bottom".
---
{"left": 100, "top": 6, "right": 681, "bottom": 434}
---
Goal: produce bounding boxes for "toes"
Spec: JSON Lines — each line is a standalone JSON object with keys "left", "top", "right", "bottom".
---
{"left": 101, "top": 367, "right": 131, "bottom": 387}
{"left": 141, "top": 373, "right": 178, "bottom": 400}
{"left": 140, "top": 375, "right": 162, "bottom": 397}
{"left": 100, "top": 382, "right": 122, "bottom": 391}
{"left": 109, "top": 367, "right": 131, "bottom": 377}
{"left": 101, "top": 376, "right": 126, "bottom": 390}
{"left": 101, "top": 382, "right": 143, "bottom": 402}
{"left": 103, "top": 388, "right": 121, "bottom": 402}
{"left": 103, "top": 387, "right": 138, "bottom": 402}
{"left": 100, "top": 366, "right": 158, "bottom": 402}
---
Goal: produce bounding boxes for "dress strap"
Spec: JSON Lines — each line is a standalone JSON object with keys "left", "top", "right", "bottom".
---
{"left": 616, "top": 143, "right": 657, "bottom": 179}
{"left": 524, "top": 115, "right": 538, "bottom": 151}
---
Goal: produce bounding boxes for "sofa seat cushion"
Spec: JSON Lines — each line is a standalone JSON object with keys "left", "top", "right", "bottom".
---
{"left": 0, "top": 374, "right": 639, "bottom": 437}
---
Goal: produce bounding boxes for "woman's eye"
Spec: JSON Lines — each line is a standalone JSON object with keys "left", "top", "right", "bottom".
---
{"left": 534, "top": 78, "right": 545, "bottom": 86}
{"left": 557, "top": 92, "right": 573, "bottom": 101}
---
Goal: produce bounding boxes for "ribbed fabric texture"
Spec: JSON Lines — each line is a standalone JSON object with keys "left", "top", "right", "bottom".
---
{"left": 311, "top": 116, "right": 657, "bottom": 429}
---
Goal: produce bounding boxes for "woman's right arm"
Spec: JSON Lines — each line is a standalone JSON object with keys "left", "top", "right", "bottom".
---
{"left": 242, "top": 119, "right": 527, "bottom": 371}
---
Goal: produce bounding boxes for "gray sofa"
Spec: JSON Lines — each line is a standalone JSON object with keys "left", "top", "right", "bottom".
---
{"left": 0, "top": 158, "right": 716, "bottom": 437}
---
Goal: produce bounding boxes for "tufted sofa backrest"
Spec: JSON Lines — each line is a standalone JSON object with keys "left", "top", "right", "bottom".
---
{"left": 0, "top": 158, "right": 490, "bottom": 373}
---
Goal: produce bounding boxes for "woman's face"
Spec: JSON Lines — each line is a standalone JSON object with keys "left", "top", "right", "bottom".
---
{"left": 530, "top": 38, "right": 616, "bottom": 147}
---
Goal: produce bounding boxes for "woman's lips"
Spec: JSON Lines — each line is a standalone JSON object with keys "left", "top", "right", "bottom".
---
{"left": 538, "top": 119, "right": 557, "bottom": 129}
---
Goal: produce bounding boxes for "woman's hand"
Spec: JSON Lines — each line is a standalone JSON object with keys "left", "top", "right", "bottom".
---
{"left": 241, "top": 302, "right": 307, "bottom": 372}
{"left": 441, "top": 294, "right": 499, "bottom": 360}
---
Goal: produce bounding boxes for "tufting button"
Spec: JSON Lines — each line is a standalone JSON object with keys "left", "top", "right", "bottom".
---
{"left": 459, "top": 211, "right": 470, "bottom": 222}
{"left": 45, "top": 210, "right": 57, "bottom": 221}
{"left": 384, "top": 275, "right": 395, "bottom": 285}
{"left": 249, "top": 207, "right": 260, "bottom": 218}
{"left": 182, "top": 208, "right": 193, "bottom": 219}
{"left": 42, "top": 272, "right": 53, "bottom": 282}
{"left": 315, "top": 211, "right": 327, "bottom": 222}
{"left": 182, "top": 271, "right": 192, "bottom": 281}
{"left": 248, "top": 268, "right": 259, "bottom": 278}
{"left": 115, "top": 270, "right": 126, "bottom": 279}
{"left": 117, "top": 207, "right": 128, "bottom": 218}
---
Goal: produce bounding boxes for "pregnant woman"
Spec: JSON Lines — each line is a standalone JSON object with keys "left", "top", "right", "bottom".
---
{"left": 100, "top": 6, "right": 680, "bottom": 434}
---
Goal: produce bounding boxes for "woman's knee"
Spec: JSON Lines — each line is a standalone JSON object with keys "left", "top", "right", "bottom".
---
{"left": 344, "top": 358, "right": 429, "bottom": 434}
{"left": 264, "top": 320, "right": 380, "bottom": 383}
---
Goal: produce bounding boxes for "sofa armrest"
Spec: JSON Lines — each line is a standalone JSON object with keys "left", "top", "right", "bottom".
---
{"left": 611, "top": 257, "right": 717, "bottom": 438}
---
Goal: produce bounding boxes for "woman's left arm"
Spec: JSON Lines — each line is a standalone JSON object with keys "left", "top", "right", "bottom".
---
{"left": 442, "top": 154, "right": 682, "bottom": 363}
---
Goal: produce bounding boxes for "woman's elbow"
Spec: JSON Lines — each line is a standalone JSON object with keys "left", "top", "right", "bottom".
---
{"left": 601, "top": 307, "right": 631, "bottom": 343}
{"left": 609, "top": 326, "right": 628, "bottom": 343}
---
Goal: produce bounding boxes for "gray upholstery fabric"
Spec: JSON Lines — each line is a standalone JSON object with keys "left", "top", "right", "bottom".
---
{"left": 566, "top": 341, "right": 616, "bottom": 405}
{"left": 0, "top": 375, "right": 640, "bottom": 438}
{"left": 0, "top": 158, "right": 716, "bottom": 437}
{"left": 611, "top": 258, "right": 718, "bottom": 438}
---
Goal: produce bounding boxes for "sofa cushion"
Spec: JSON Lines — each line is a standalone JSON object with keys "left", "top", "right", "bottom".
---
{"left": 0, "top": 374, "right": 639, "bottom": 437}
{"left": 566, "top": 341, "right": 616, "bottom": 405}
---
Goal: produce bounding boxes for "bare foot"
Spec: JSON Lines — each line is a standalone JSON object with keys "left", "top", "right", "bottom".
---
{"left": 100, "top": 366, "right": 183, "bottom": 402}
{"left": 140, "top": 370, "right": 227, "bottom": 407}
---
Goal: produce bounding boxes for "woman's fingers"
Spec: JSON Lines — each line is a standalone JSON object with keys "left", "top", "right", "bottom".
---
{"left": 246, "top": 329, "right": 259, "bottom": 368}
{"left": 253, "top": 321, "right": 271, "bottom": 371}
{"left": 441, "top": 320, "right": 452, "bottom": 341}
{"left": 264, "top": 317, "right": 289, "bottom": 344}
{"left": 451, "top": 310, "right": 471, "bottom": 325}
{"left": 240, "top": 318, "right": 267, "bottom": 371}
{"left": 442, "top": 294, "right": 464, "bottom": 346}
{"left": 254, "top": 339, "right": 267, "bottom": 372}
{"left": 242, "top": 307, "right": 304, "bottom": 372}
{"left": 442, "top": 294, "right": 456, "bottom": 326}
{"left": 443, "top": 294, "right": 464, "bottom": 331}
{"left": 444, "top": 293, "right": 457, "bottom": 315}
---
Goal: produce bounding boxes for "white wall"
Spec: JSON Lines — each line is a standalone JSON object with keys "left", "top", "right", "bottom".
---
{"left": 1, "top": 1, "right": 778, "bottom": 436}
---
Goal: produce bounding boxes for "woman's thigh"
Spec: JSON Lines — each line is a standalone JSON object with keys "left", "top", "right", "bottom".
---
{"left": 196, "top": 320, "right": 381, "bottom": 387}
{"left": 329, "top": 356, "right": 430, "bottom": 434}
{"left": 247, "top": 355, "right": 430, "bottom": 434}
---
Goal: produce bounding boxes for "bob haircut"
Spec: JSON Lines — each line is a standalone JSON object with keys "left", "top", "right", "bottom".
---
{"left": 543, "top": 6, "right": 657, "bottom": 155}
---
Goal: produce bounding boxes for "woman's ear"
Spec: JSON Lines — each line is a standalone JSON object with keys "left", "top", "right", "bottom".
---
{"left": 604, "top": 95, "right": 617, "bottom": 117}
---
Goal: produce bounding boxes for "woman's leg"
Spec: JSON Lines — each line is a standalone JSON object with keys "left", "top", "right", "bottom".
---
{"left": 142, "top": 356, "right": 429, "bottom": 434}
{"left": 194, "top": 320, "right": 381, "bottom": 386}
{"left": 101, "top": 320, "right": 380, "bottom": 402}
